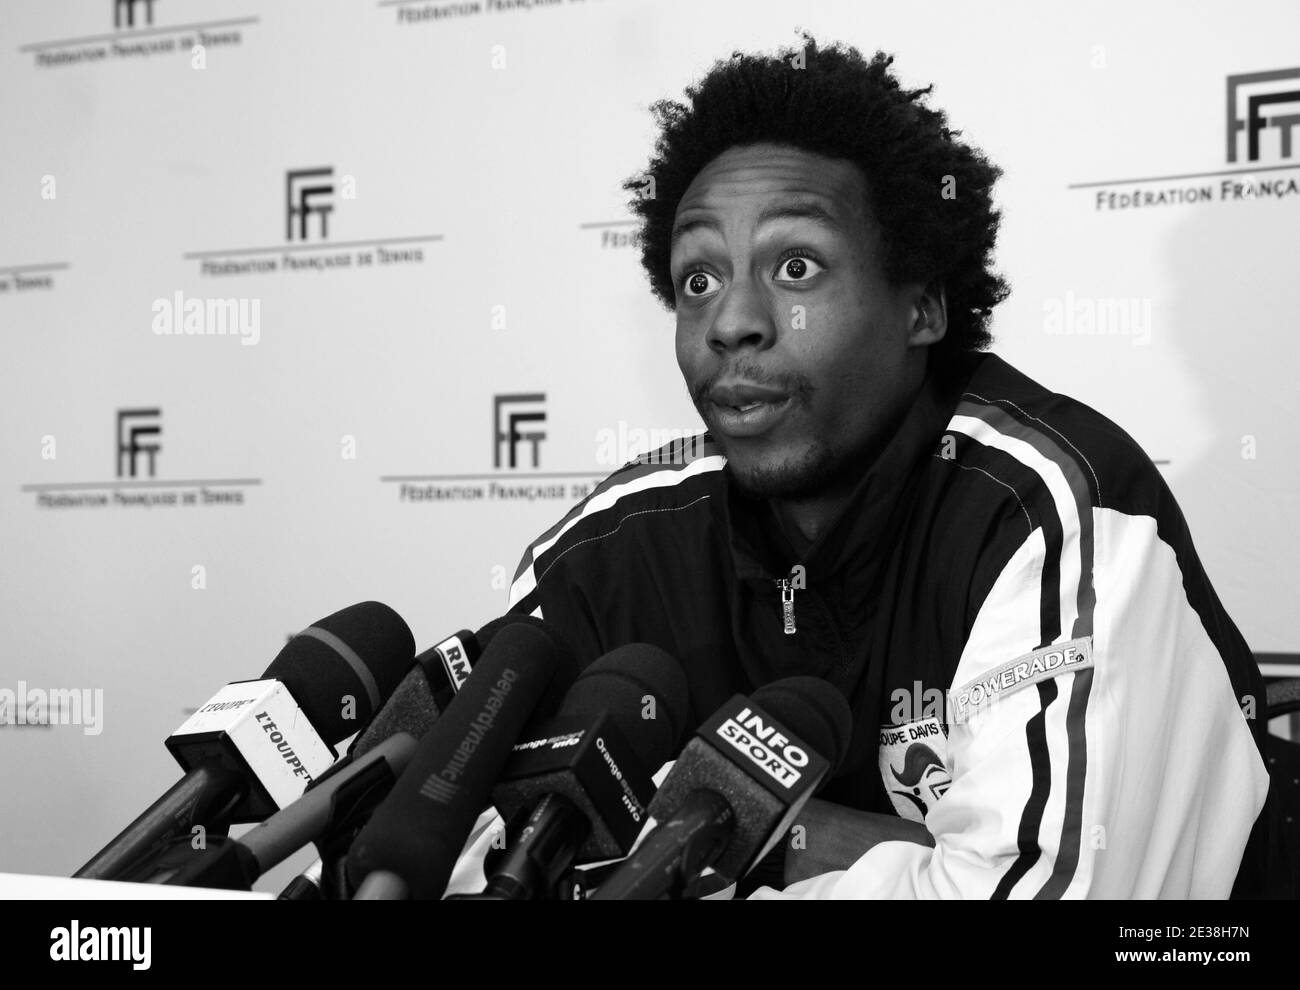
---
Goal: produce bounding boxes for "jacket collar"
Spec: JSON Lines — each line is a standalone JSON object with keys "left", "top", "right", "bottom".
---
{"left": 718, "top": 370, "right": 960, "bottom": 588}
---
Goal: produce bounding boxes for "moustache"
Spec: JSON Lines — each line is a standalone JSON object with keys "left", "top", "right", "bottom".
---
{"left": 689, "top": 363, "right": 815, "bottom": 409}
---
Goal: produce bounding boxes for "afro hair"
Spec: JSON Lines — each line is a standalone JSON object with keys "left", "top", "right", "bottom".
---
{"left": 623, "top": 33, "right": 1010, "bottom": 378}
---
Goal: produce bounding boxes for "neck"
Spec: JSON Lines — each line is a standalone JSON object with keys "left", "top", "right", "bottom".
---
{"left": 769, "top": 486, "right": 855, "bottom": 555}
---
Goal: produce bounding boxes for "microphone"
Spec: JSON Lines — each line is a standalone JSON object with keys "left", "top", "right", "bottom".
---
{"left": 470, "top": 643, "right": 691, "bottom": 900}
{"left": 74, "top": 602, "right": 414, "bottom": 882}
{"left": 162, "top": 732, "right": 418, "bottom": 890}
{"left": 344, "top": 618, "right": 577, "bottom": 899}
{"left": 348, "top": 614, "right": 524, "bottom": 759}
{"left": 591, "top": 676, "right": 851, "bottom": 900}
{"left": 273, "top": 614, "right": 527, "bottom": 897}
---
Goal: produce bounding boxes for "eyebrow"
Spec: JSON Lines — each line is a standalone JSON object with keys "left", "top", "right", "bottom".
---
{"left": 670, "top": 201, "right": 845, "bottom": 248}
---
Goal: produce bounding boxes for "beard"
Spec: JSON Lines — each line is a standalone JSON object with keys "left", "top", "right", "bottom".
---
{"left": 718, "top": 431, "right": 871, "bottom": 500}
{"left": 687, "top": 362, "right": 896, "bottom": 500}
{"left": 692, "top": 382, "right": 904, "bottom": 503}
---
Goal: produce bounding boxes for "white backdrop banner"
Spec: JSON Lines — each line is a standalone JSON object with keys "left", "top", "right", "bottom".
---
{"left": 1, "top": 0, "right": 1297, "bottom": 879}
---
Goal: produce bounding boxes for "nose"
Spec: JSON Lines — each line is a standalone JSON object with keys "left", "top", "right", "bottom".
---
{"left": 704, "top": 276, "right": 777, "bottom": 354}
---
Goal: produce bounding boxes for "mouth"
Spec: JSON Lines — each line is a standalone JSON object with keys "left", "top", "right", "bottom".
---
{"left": 705, "top": 384, "right": 794, "bottom": 438}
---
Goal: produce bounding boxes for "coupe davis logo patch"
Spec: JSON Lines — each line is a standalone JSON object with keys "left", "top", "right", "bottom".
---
{"left": 878, "top": 716, "right": 951, "bottom": 822}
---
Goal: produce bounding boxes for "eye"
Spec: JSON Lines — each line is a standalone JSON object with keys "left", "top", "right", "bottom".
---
{"left": 681, "top": 270, "right": 721, "bottom": 298}
{"left": 773, "top": 253, "right": 825, "bottom": 283}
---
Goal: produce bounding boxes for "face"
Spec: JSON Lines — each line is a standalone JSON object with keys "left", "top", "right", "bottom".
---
{"left": 670, "top": 143, "right": 941, "bottom": 500}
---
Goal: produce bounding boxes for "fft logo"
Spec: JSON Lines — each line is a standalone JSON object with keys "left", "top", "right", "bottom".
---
{"left": 114, "top": 0, "right": 155, "bottom": 28}
{"left": 493, "top": 394, "right": 546, "bottom": 469}
{"left": 116, "top": 408, "right": 161, "bottom": 478}
{"left": 286, "top": 168, "right": 334, "bottom": 241}
{"left": 1226, "top": 69, "right": 1300, "bottom": 163}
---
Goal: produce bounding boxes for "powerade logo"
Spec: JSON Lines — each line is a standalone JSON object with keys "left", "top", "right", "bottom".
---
{"left": 949, "top": 637, "right": 1093, "bottom": 724}
{"left": 716, "top": 706, "right": 808, "bottom": 788}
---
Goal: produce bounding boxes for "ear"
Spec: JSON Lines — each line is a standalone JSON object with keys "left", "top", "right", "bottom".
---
{"left": 907, "top": 281, "right": 948, "bottom": 348}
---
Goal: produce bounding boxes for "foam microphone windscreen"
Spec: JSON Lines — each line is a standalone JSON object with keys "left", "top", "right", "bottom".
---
{"left": 345, "top": 620, "right": 578, "bottom": 899}
{"left": 499, "top": 615, "right": 581, "bottom": 717}
{"left": 491, "top": 643, "right": 690, "bottom": 860}
{"left": 349, "top": 665, "right": 440, "bottom": 759}
{"left": 645, "top": 676, "right": 852, "bottom": 881}
{"left": 475, "top": 613, "right": 531, "bottom": 649}
{"left": 351, "top": 610, "right": 574, "bottom": 753}
{"left": 750, "top": 676, "right": 853, "bottom": 776}
{"left": 557, "top": 642, "right": 692, "bottom": 768}
{"left": 266, "top": 602, "right": 415, "bottom": 744}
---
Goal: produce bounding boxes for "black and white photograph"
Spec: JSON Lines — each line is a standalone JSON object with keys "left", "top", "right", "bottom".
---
{"left": 1, "top": 0, "right": 1297, "bottom": 972}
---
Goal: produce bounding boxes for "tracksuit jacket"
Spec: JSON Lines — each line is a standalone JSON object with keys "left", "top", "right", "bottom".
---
{"left": 505, "top": 351, "right": 1282, "bottom": 898}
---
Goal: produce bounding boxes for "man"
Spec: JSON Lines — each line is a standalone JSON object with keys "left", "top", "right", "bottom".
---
{"left": 505, "top": 37, "right": 1282, "bottom": 897}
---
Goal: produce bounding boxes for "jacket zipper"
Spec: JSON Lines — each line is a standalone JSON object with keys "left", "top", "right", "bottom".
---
{"left": 775, "top": 577, "right": 796, "bottom": 635}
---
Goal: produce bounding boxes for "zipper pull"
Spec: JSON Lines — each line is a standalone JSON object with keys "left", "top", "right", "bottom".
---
{"left": 776, "top": 577, "right": 796, "bottom": 635}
